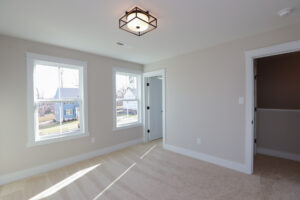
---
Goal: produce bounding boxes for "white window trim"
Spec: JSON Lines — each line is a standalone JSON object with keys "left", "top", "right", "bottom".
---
{"left": 27, "top": 52, "right": 89, "bottom": 147}
{"left": 112, "top": 67, "right": 143, "bottom": 131}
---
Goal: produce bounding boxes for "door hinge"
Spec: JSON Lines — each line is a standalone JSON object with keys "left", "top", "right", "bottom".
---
{"left": 146, "top": 83, "right": 150, "bottom": 86}
{"left": 254, "top": 138, "right": 257, "bottom": 143}
{"left": 251, "top": 120, "right": 254, "bottom": 124}
{"left": 254, "top": 75, "right": 258, "bottom": 80}
{"left": 254, "top": 107, "right": 257, "bottom": 112}
{"left": 147, "top": 129, "right": 150, "bottom": 133}
{"left": 147, "top": 106, "right": 150, "bottom": 110}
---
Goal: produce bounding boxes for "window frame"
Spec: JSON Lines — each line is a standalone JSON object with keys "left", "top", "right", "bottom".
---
{"left": 27, "top": 53, "right": 89, "bottom": 147}
{"left": 113, "top": 67, "right": 142, "bottom": 130}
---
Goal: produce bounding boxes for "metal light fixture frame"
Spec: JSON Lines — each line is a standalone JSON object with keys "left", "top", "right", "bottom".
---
{"left": 119, "top": 7, "right": 157, "bottom": 36}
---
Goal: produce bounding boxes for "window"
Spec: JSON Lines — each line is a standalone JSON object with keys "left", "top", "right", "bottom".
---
{"left": 66, "top": 109, "right": 73, "bottom": 116}
{"left": 27, "top": 53, "right": 88, "bottom": 146}
{"left": 113, "top": 68, "right": 142, "bottom": 129}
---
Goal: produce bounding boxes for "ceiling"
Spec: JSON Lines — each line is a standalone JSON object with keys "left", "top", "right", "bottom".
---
{"left": 0, "top": 0, "right": 300, "bottom": 64}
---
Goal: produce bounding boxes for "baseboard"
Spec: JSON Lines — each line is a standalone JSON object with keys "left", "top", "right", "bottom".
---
{"left": 164, "top": 144, "right": 249, "bottom": 174}
{"left": 0, "top": 138, "right": 143, "bottom": 186}
{"left": 257, "top": 147, "right": 300, "bottom": 162}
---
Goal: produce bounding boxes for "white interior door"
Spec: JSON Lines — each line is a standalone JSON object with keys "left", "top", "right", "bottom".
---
{"left": 148, "top": 77, "right": 163, "bottom": 141}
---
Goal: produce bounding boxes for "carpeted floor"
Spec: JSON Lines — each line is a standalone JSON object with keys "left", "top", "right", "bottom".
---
{"left": 0, "top": 140, "right": 299, "bottom": 200}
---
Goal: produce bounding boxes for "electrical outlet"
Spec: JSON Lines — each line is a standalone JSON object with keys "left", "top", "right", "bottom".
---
{"left": 196, "top": 137, "right": 201, "bottom": 145}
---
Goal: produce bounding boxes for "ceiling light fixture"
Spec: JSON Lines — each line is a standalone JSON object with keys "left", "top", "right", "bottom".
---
{"left": 119, "top": 7, "right": 157, "bottom": 36}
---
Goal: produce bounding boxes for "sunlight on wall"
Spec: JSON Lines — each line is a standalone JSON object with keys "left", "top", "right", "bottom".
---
{"left": 29, "top": 163, "right": 101, "bottom": 200}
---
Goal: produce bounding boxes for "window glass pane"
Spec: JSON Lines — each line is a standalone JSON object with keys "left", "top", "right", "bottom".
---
{"left": 38, "top": 102, "right": 80, "bottom": 137}
{"left": 116, "top": 74, "right": 138, "bottom": 100}
{"left": 38, "top": 102, "right": 61, "bottom": 136}
{"left": 60, "top": 68, "right": 80, "bottom": 99}
{"left": 117, "top": 100, "right": 138, "bottom": 127}
{"left": 34, "top": 65, "right": 59, "bottom": 99}
{"left": 61, "top": 102, "right": 81, "bottom": 133}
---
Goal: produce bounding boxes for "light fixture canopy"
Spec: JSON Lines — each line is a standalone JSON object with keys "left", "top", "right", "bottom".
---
{"left": 119, "top": 7, "right": 157, "bottom": 36}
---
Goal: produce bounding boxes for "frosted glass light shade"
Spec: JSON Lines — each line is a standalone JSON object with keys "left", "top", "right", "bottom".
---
{"left": 127, "top": 12, "right": 149, "bottom": 32}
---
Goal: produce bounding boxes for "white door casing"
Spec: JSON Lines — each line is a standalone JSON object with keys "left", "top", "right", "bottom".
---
{"left": 245, "top": 40, "right": 300, "bottom": 174}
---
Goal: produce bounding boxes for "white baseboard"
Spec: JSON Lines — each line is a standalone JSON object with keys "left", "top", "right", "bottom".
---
{"left": 164, "top": 144, "right": 249, "bottom": 174}
{"left": 0, "top": 138, "right": 143, "bottom": 186}
{"left": 257, "top": 147, "right": 300, "bottom": 162}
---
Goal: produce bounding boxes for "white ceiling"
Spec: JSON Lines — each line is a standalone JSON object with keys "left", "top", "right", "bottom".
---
{"left": 0, "top": 0, "right": 300, "bottom": 64}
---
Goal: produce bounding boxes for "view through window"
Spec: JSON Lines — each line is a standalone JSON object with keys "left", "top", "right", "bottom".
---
{"left": 115, "top": 72, "right": 141, "bottom": 127}
{"left": 34, "top": 64, "right": 82, "bottom": 138}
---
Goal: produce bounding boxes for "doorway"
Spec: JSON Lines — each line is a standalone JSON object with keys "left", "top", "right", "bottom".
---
{"left": 254, "top": 52, "right": 300, "bottom": 158}
{"left": 245, "top": 40, "right": 300, "bottom": 174}
{"left": 143, "top": 70, "right": 166, "bottom": 144}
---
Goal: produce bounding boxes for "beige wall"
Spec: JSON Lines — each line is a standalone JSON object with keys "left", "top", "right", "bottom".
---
{"left": 0, "top": 35, "right": 143, "bottom": 176}
{"left": 145, "top": 22, "right": 300, "bottom": 164}
{"left": 257, "top": 109, "right": 300, "bottom": 155}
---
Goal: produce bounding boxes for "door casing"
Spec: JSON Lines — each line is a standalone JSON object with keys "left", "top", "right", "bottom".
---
{"left": 245, "top": 40, "right": 300, "bottom": 174}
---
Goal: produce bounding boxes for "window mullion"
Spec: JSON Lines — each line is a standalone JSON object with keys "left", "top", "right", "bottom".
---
{"left": 59, "top": 102, "right": 63, "bottom": 134}
{"left": 58, "top": 66, "right": 62, "bottom": 99}
{"left": 116, "top": 99, "right": 138, "bottom": 102}
{"left": 36, "top": 99, "right": 80, "bottom": 103}
{"left": 79, "top": 100, "right": 83, "bottom": 133}
{"left": 58, "top": 66, "right": 62, "bottom": 134}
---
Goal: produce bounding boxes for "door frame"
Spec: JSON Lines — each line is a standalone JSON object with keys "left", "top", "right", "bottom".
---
{"left": 245, "top": 40, "right": 300, "bottom": 174}
{"left": 143, "top": 69, "right": 166, "bottom": 145}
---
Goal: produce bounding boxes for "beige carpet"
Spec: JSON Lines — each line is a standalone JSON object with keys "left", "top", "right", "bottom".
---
{"left": 0, "top": 140, "right": 299, "bottom": 200}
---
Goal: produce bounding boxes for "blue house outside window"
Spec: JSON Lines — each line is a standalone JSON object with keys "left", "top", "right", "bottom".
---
{"left": 54, "top": 88, "right": 80, "bottom": 122}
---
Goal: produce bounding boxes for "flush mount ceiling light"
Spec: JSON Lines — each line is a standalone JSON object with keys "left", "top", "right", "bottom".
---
{"left": 119, "top": 7, "right": 157, "bottom": 36}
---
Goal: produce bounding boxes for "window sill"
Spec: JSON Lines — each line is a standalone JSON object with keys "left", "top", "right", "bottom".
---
{"left": 27, "top": 131, "right": 89, "bottom": 147}
{"left": 113, "top": 123, "right": 143, "bottom": 131}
